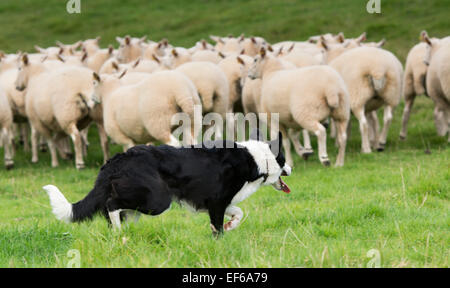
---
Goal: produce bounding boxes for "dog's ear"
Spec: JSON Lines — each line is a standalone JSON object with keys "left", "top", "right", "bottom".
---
{"left": 249, "top": 128, "right": 265, "bottom": 141}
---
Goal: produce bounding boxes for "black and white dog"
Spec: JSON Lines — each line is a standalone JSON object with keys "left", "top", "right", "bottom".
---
{"left": 43, "top": 130, "right": 291, "bottom": 236}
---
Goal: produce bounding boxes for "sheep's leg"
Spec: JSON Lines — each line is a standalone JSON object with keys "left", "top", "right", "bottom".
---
{"left": 47, "top": 137, "right": 59, "bottom": 168}
{"left": 68, "top": 125, "right": 85, "bottom": 170}
{"left": 96, "top": 123, "right": 109, "bottom": 164}
{"left": 80, "top": 127, "right": 89, "bottom": 157}
{"left": 366, "top": 111, "right": 380, "bottom": 150}
{"left": 334, "top": 119, "right": 348, "bottom": 167}
{"left": 302, "top": 129, "right": 313, "bottom": 153}
{"left": 314, "top": 123, "right": 330, "bottom": 166}
{"left": 433, "top": 106, "right": 447, "bottom": 137}
{"left": 329, "top": 118, "right": 336, "bottom": 139}
{"left": 279, "top": 126, "right": 294, "bottom": 167}
{"left": 378, "top": 105, "right": 393, "bottom": 151}
{"left": 30, "top": 126, "right": 39, "bottom": 163}
{"left": 354, "top": 108, "right": 371, "bottom": 153}
{"left": 54, "top": 134, "right": 72, "bottom": 160}
{"left": 20, "top": 123, "right": 30, "bottom": 152}
{"left": 39, "top": 134, "right": 47, "bottom": 152}
{"left": 2, "top": 127, "right": 14, "bottom": 170}
{"left": 224, "top": 206, "right": 243, "bottom": 231}
{"left": 288, "top": 129, "right": 305, "bottom": 156}
{"left": 399, "top": 96, "right": 415, "bottom": 140}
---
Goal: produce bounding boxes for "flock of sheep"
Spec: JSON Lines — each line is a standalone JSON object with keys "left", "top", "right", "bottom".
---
{"left": 0, "top": 31, "right": 449, "bottom": 170}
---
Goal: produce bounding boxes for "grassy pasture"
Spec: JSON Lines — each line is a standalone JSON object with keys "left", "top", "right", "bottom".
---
{"left": 0, "top": 0, "right": 449, "bottom": 267}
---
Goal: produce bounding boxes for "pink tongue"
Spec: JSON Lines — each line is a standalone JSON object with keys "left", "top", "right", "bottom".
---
{"left": 280, "top": 178, "right": 290, "bottom": 193}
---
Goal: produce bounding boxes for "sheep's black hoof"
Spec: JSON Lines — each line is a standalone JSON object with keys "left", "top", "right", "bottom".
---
{"left": 302, "top": 152, "right": 313, "bottom": 160}
{"left": 322, "top": 160, "right": 331, "bottom": 167}
{"left": 39, "top": 145, "right": 47, "bottom": 153}
{"left": 377, "top": 143, "right": 386, "bottom": 152}
{"left": 322, "top": 122, "right": 329, "bottom": 129}
{"left": 76, "top": 164, "right": 86, "bottom": 170}
{"left": 64, "top": 153, "right": 74, "bottom": 160}
{"left": 399, "top": 135, "right": 406, "bottom": 141}
{"left": 5, "top": 163, "right": 14, "bottom": 170}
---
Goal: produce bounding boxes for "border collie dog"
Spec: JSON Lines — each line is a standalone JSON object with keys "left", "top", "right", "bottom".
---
{"left": 43, "top": 130, "right": 291, "bottom": 236}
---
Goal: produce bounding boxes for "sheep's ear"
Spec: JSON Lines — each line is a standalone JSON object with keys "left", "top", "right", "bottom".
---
{"left": 57, "top": 54, "right": 65, "bottom": 63}
{"left": 133, "top": 57, "right": 141, "bottom": 68}
{"left": 240, "top": 49, "right": 245, "bottom": 55}
{"left": 421, "top": 31, "right": 432, "bottom": 46}
{"left": 55, "top": 40, "right": 64, "bottom": 48}
{"left": 356, "top": 32, "right": 367, "bottom": 43}
{"left": 171, "top": 49, "right": 178, "bottom": 57}
{"left": 139, "top": 35, "right": 147, "bottom": 43}
{"left": 58, "top": 47, "right": 64, "bottom": 55}
{"left": 251, "top": 37, "right": 256, "bottom": 44}
{"left": 238, "top": 34, "right": 245, "bottom": 42}
{"left": 22, "top": 54, "right": 29, "bottom": 66}
{"left": 118, "top": 69, "right": 127, "bottom": 79}
{"left": 116, "top": 36, "right": 124, "bottom": 44}
{"left": 376, "top": 39, "right": 386, "bottom": 48}
{"left": 0, "top": 51, "right": 5, "bottom": 59}
{"left": 236, "top": 56, "right": 245, "bottom": 65}
{"left": 112, "top": 61, "right": 119, "bottom": 71}
{"left": 124, "top": 36, "right": 131, "bottom": 45}
{"left": 152, "top": 54, "right": 161, "bottom": 63}
{"left": 96, "top": 36, "right": 101, "bottom": 43}
{"left": 81, "top": 51, "right": 88, "bottom": 62}
{"left": 218, "top": 51, "right": 226, "bottom": 59}
{"left": 336, "top": 32, "right": 345, "bottom": 43}
{"left": 319, "top": 36, "right": 328, "bottom": 50}
{"left": 108, "top": 45, "right": 114, "bottom": 54}
{"left": 288, "top": 43, "right": 295, "bottom": 52}
{"left": 34, "top": 45, "right": 46, "bottom": 53}
{"left": 275, "top": 47, "right": 283, "bottom": 57}
{"left": 259, "top": 47, "right": 266, "bottom": 58}
{"left": 267, "top": 45, "right": 273, "bottom": 52}
{"left": 40, "top": 55, "right": 48, "bottom": 63}
{"left": 201, "top": 39, "right": 207, "bottom": 49}
{"left": 73, "top": 41, "right": 82, "bottom": 50}
{"left": 93, "top": 72, "right": 101, "bottom": 82}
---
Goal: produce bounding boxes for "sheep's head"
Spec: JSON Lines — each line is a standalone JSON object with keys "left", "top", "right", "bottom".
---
{"left": 91, "top": 72, "right": 103, "bottom": 105}
{"left": 421, "top": 31, "right": 447, "bottom": 66}
{"left": 81, "top": 37, "right": 101, "bottom": 55}
{"left": 15, "top": 54, "right": 30, "bottom": 91}
{"left": 248, "top": 47, "right": 267, "bottom": 80}
{"left": 116, "top": 35, "right": 146, "bottom": 63}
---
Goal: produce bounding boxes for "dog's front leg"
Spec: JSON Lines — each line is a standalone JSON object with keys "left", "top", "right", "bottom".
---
{"left": 208, "top": 204, "right": 226, "bottom": 238}
{"left": 108, "top": 209, "right": 122, "bottom": 230}
{"left": 224, "top": 206, "right": 243, "bottom": 231}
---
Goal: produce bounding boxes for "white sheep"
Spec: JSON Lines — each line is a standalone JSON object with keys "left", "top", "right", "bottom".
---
{"left": 329, "top": 46, "right": 403, "bottom": 153}
{"left": 91, "top": 70, "right": 202, "bottom": 149}
{"left": 15, "top": 54, "right": 107, "bottom": 169}
{"left": 0, "top": 86, "right": 14, "bottom": 169}
{"left": 249, "top": 48, "right": 350, "bottom": 167}
{"left": 116, "top": 35, "right": 147, "bottom": 63}
{"left": 81, "top": 45, "right": 114, "bottom": 72}
{"left": 423, "top": 34, "right": 450, "bottom": 140}
{"left": 175, "top": 61, "right": 229, "bottom": 138}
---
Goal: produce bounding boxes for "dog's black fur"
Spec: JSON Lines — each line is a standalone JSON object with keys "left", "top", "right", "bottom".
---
{"left": 70, "top": 136, "right": 286, "bottom": 235}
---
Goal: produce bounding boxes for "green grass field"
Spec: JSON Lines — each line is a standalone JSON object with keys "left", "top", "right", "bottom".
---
{"left": 0, "top": 0, "right": 449, "bottom": 268}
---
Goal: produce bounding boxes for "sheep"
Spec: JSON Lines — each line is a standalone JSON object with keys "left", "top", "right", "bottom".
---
{"left": 91, "top": 70, "right": 202, "bottom": 150}
{"left": 80, "top": 36, "right": 102, "bottom": 55}
{"left": 166, "top": 47, "right": 192, "bottom": 68}
{"left": 423, "top": 34, "right": 450, "bottom": 141}
{"left": 15, "top": 54, "right": 107, "bottom": 169}
{"left": 242, "top": 56, "right": 315, "bottom": 158}
{"left": 218, "top": 54, "right": 254, "bottom": 113}
{"left": 142, "top": 39, "right": 170, "bottom": 59}
{"left": 329, "top": 46, "right": 403, "bottom": 153}
{"left": 188, "top": 39, "right": 215, "bottom": 54}
{"left": 99, "top": 57, "right": 161, "bottom": 75}
{"left": 175, "top": 61, "right": 229, "bottom": 138}
{"left": 248, "top": 48, "right": 350, "bottom": 167}
{"left": 191, "top": 50, "right": 225, "bottom": 64}
{"left": 212, "top": 34, "right": 244, "bottom": 55}
{"left": 0, "top": 86, "right": 14, "bottom": 169}
{"left": 242, "top": 36, "right": 269, "bottom": 56}
{"left": 81, "top": 45, "right": 114, "bottom": 72}
{"left": 116, "top": 35, "right": 147, "bottom": 63}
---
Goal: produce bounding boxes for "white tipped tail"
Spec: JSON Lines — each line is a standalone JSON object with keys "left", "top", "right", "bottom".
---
{"left": 43, "top": 185, "right": 73, "bottom": 223}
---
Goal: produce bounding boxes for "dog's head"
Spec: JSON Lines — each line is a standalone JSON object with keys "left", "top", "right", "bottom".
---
{"left": 242, "top": 129, "right": 292, "bottom": 193}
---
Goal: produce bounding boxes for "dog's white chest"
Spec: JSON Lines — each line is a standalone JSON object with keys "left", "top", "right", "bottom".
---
{"left": 231, "top": 178, "right": 264, "bottom": 205}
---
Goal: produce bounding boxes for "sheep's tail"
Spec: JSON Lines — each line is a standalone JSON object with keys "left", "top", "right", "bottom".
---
{"left": 43, "top": 183, "right": 109, "bottom": 223}
{"left": 325, "top": 87, "right": 340, "bottom": 109}
{"left": 369, "top": 70, "right": 386, "bottom": 93}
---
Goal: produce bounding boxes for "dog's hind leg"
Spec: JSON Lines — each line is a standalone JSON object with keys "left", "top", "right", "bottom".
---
{"left": 224, "top": 206, "right": 243, "bottom": 231}
{"left": 123, "top": 210, "right": 141, "bottom": 224}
